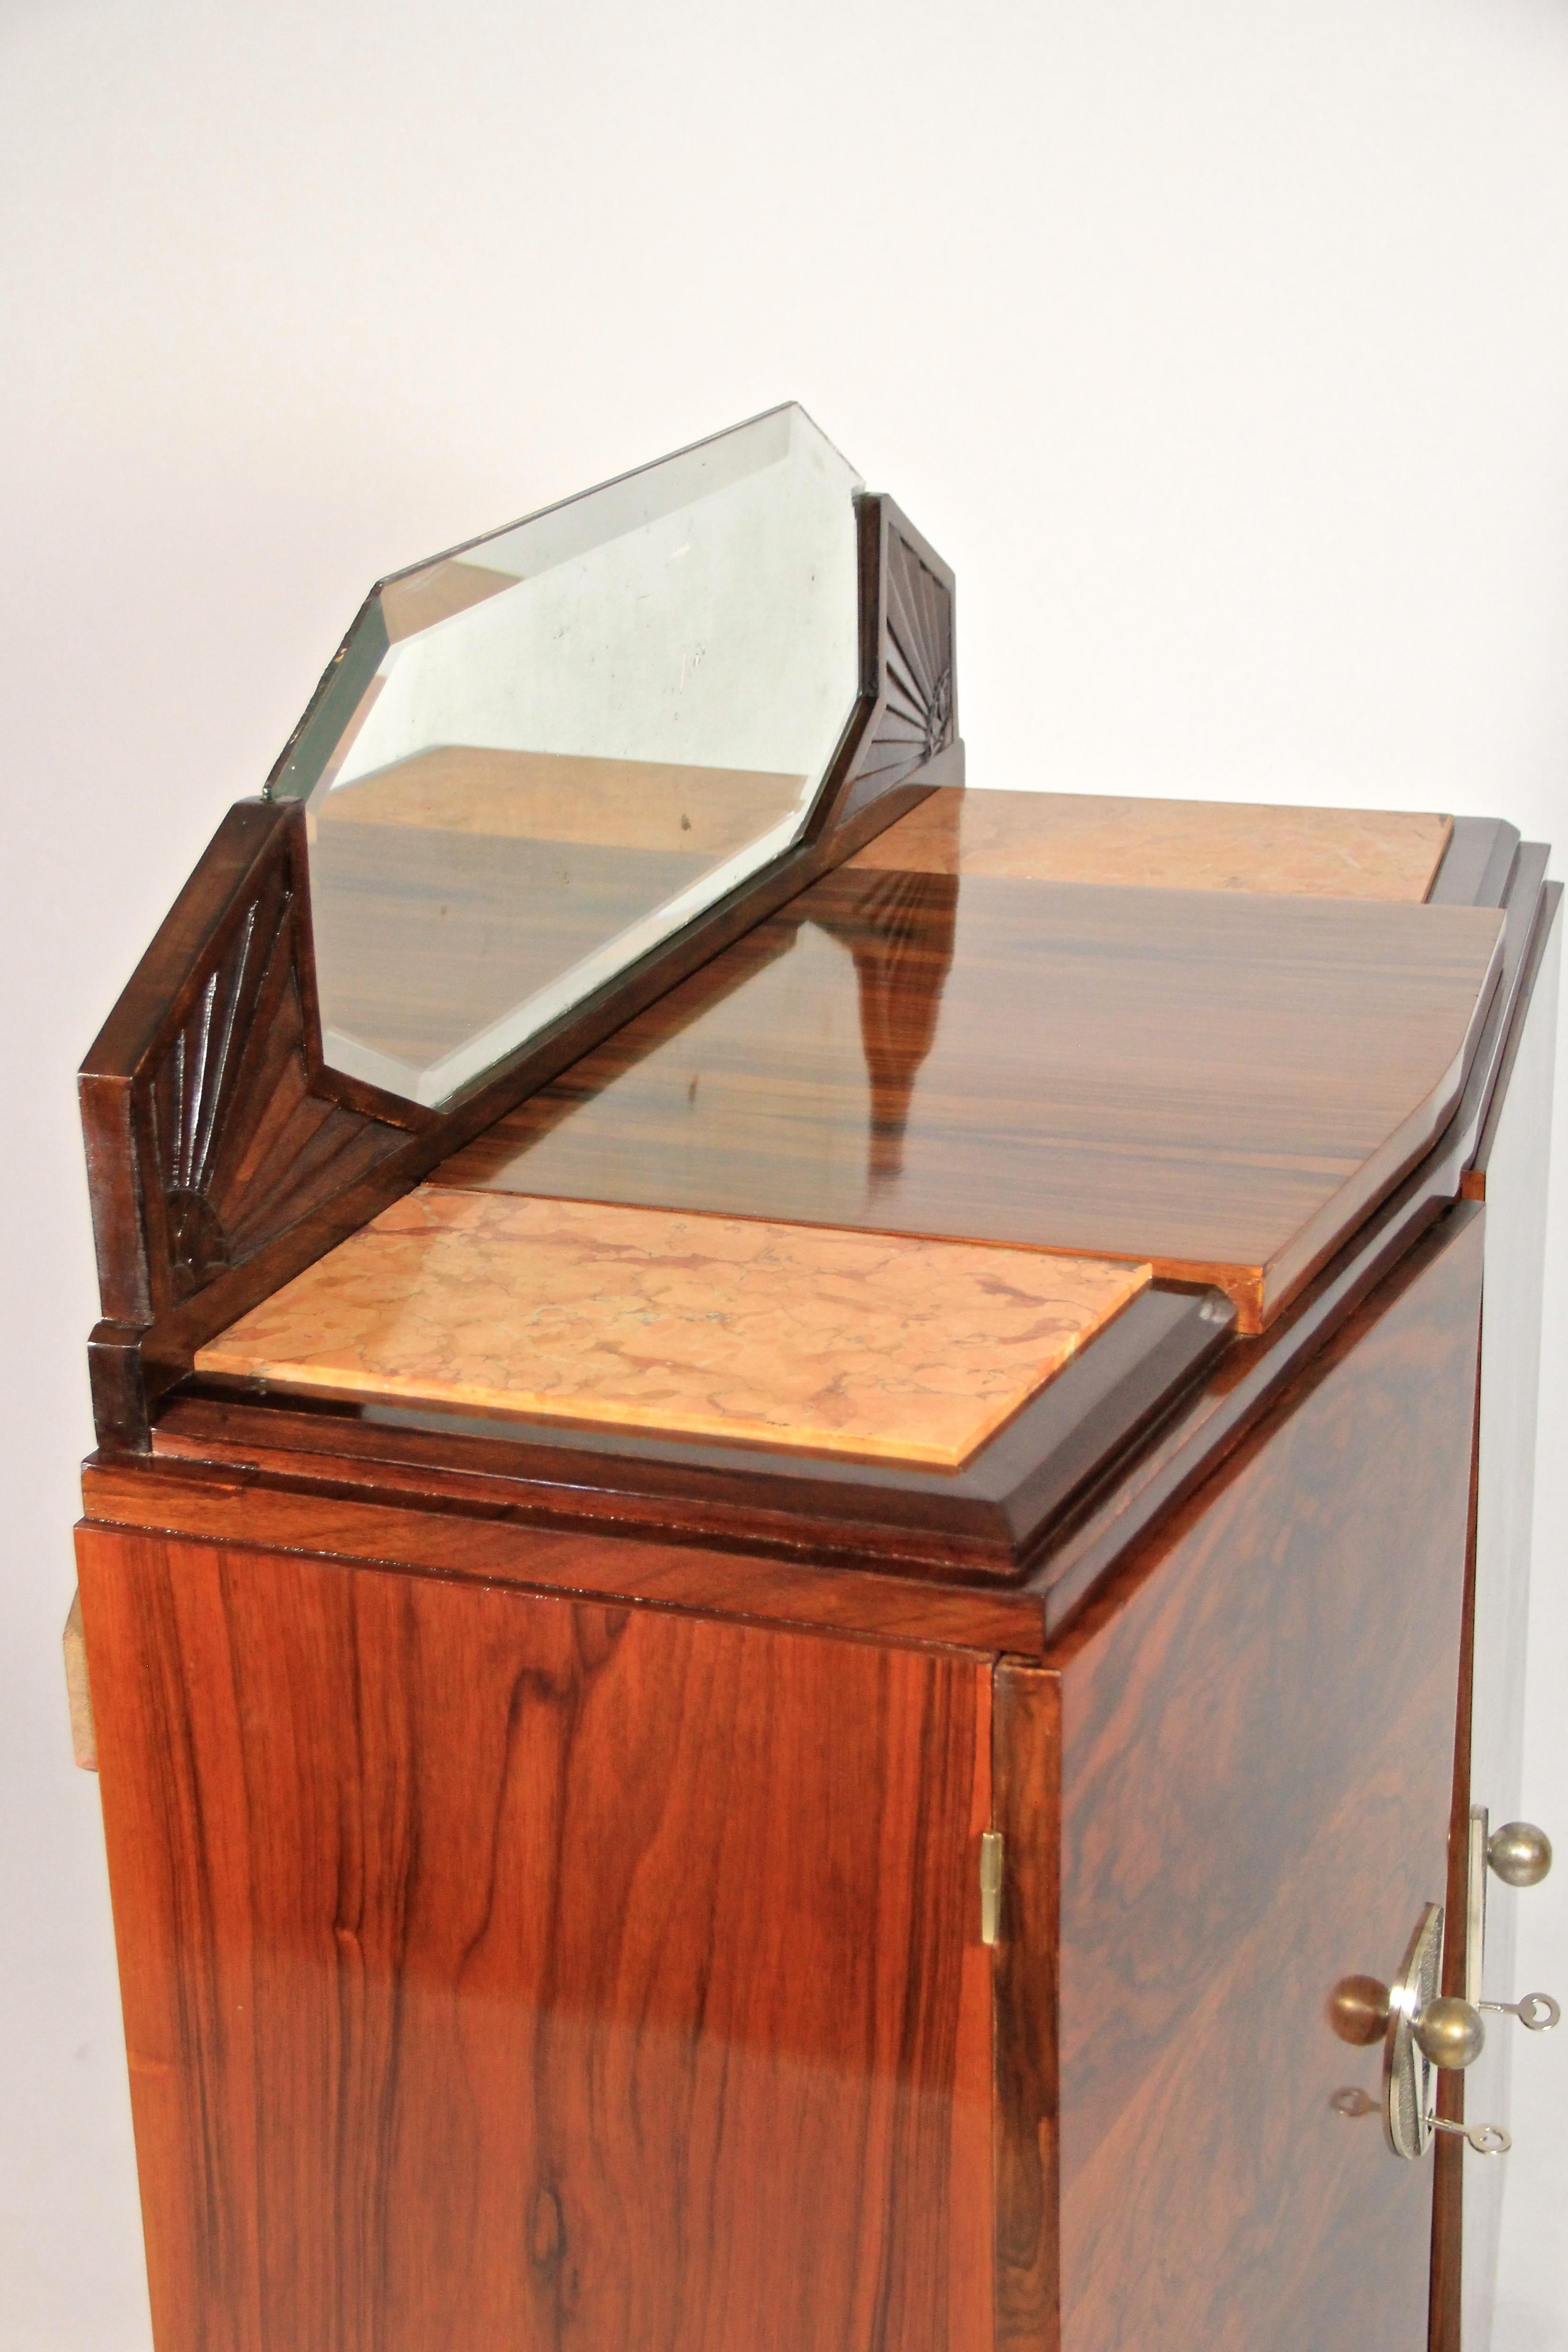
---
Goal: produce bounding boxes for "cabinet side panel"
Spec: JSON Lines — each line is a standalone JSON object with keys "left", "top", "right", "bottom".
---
{"left": 1052, "top": 1208, "right": 1483, "bottom": 2352}
{"left": 1453, "top": 896, "right": 1561, "bottom": 2352}
{"left": 76, "top": 1528, "right": 993, "bottom": 2352}
{"left": 1430, "top": 1351, "right": 1482, "bottom": 2352}
{"left": 993, "top": 1663, "right": 1062, "bottom": 2352}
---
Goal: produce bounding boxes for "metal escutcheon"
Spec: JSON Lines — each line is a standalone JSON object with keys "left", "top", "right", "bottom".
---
{"left": 1381, "top": 1905, "right": 1503, "bottom": 2161}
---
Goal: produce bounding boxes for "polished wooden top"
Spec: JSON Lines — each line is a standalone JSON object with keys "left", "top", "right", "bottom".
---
{"left": 195, "top": 1190, "right": 1150, "bottom": 1467}
{"left": 439, "top": 866, "right": 1503, "bottom": 1328}
{"left": 849, "top": 786, "right": 1452, "bottom": 898}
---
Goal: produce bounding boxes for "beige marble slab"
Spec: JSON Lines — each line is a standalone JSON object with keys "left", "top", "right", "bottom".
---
{"left": 850, "top": 787, "right": 1452, "bottom": 899}
{"left": 196, "top": 1190, "right": 1151, "bottom": 1468}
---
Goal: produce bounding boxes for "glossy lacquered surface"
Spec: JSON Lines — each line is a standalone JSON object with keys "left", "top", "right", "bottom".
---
{"left": 851, "top": 784, "right": 1452, "bottom": 899}
{"left": 440, "top": 864, "right": 1503, "bottom": 1327}
{"left": 75, "top": 1205, "right": 1493, "bottom": 2352}
{"left": 194, "top": 1188, "right": 1149, "bottom": 1467}
{"left": 74, "top": 729, "right": 1555, "bottom": 2352}
{"left": 79, "top": 1528, "right": 994, "bottom": 2352}
{"left": 128, "top": 832, "right": 1541, "bottom": 1615}
{"left": 1046, "top": 1207, "right": 1484, "bottom": 2352}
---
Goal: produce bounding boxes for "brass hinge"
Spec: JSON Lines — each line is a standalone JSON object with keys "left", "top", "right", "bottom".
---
{"left": 1467, "top": 1806, "right": 1489, "bottom": 2008}
{"left": 980, "top": 1830, "right": 1003, "bottom": 1946}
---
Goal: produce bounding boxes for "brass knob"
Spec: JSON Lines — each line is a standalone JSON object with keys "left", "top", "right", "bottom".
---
{"left": 1487, "top": 1822, "right": 1553, "bottom": 1889}
{"left": 1329, "top": 1975, "right": 1390, "bottom": 2046}
{"left": 1413, "top": 1995, "right": 1486, "bottom": 2070}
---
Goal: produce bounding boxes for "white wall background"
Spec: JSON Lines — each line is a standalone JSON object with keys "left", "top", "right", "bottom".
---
{"left": 1, "top": 1, "right": 1564, "bottom": 2344}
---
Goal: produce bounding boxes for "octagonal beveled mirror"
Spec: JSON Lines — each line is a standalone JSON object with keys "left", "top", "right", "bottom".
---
{"left": 266, "top": 405, "right": 865, "bottom": 1108}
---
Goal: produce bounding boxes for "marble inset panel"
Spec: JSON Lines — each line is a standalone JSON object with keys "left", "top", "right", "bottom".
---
{"left": 195, "top": 1190, "right": 1150, "bottom": 1467}
{"left": 850, "top": 787, "right": 1451, "bottom": 900}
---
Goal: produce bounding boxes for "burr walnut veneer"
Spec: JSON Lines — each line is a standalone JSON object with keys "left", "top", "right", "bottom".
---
{"left": 75, "top": 764, "right": 1557, "bottom": 2352}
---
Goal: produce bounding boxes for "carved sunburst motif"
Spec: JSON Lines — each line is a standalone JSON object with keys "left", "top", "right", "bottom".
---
{"left": 148, "top": 851, "right": 393, "bottom": 1301}
{"left": 857, "top": 530, "right": 954, "bottom": 796}
{"left": 152, "top": 872, "right": 289, "bottom": 1291}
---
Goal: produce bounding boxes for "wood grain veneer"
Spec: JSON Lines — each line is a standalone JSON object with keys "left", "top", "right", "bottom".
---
{"left": 78, "top": 1528, "right": 995, "bottom": 2352}
{"left": 79, "top": 1452, "right": 1054, "bottom": 1653}
{"left": 992, "top": 1663, "right": 1061, "bottom": 2352}
{"left": 1044, "top": 1204, "right": 1483, "bottom": 2352}
{"left": 194, "top": 1190, "right": 1149, "bottom": 1468}
{"left": 851, "top": 785, "right": 1452, "bottom": 900}
{"left": 71, "top": 1206, "right": 1501, "bottom": 2352}
{"left": 1029, "top": 858, "right": 1550, "bottom": 1636}
{"left": 440, "top": 868, "right": 1503, "bottom": 1329}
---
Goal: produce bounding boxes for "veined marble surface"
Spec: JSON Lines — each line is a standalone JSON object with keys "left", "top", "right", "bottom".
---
{"left": 850, "top": 786, "right": 1452, "bottom": 899}
{"left": 196, "top": 1190, "right": 1151, "bottom": 1467}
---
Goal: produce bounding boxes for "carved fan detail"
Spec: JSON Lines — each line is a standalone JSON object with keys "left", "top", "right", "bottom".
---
{"left": 147, "top": 850, "right": 399, "bottom": 1303}
{"left": 852, "top": 530, "right": 955, "bottom": 805}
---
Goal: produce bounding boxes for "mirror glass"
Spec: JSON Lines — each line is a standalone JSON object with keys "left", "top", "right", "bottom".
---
{"left": 270, "top": 405, "right": 864, "bottom": 1107}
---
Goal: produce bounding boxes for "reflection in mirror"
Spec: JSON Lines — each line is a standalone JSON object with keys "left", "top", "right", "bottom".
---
{"left": 270, "top": 405, "right": 864, "bottom": 1107}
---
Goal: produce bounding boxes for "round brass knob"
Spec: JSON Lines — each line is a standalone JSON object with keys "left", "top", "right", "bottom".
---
{"left": 1329, "top": 1975, "right": 1390, "bottom": 2046}
{"left": 1487, "top": 1822, "right": 1553, "bottom": 1889}
{"left": 1414, "top": 1996, "right": 1487, "bottom": 2070}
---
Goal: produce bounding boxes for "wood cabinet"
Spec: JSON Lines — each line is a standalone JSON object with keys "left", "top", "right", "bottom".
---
{"left": 75, "top": 1186, "right": 1513, "bottom": 2352}
{"left": 69, "top": 436, "right": 1560, "bottom": 2352}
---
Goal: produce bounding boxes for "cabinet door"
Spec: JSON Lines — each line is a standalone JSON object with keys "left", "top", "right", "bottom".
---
{"left": 1027, "top": 1206, "right": 1484, "bottom": 2352}
{"left": 78, "top": 1530, "right": 993, "bottom": 2352}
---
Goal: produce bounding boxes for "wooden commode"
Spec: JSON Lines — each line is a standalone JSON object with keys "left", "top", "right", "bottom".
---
{"left": 69, "top": 409, "right": 1559, "bottom": 2352}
